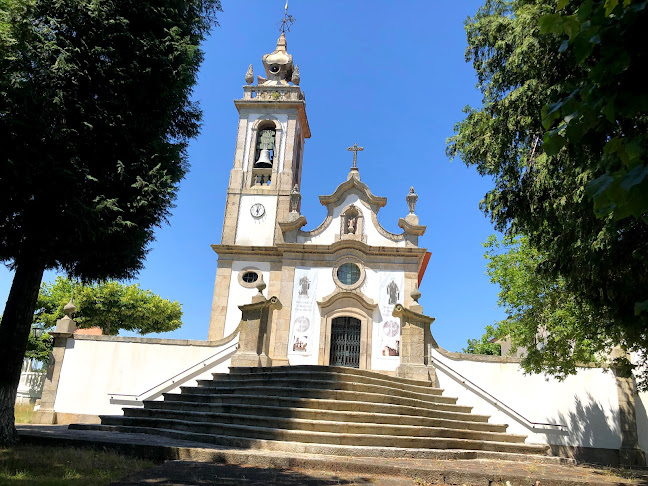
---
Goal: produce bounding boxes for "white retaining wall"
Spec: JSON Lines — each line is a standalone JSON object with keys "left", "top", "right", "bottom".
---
{"left": 430, "top": 347, "right": 624, "bottom": 450}
{"left": 53, "top": 335, "right": 238, "bottom": 418}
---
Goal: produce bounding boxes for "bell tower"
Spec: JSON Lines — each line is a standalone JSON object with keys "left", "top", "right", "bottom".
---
{"left": 220, "top": 33, "right": 310, "bottom": 247}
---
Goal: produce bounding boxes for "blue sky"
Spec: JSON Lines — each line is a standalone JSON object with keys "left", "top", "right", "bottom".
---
{"left": 0, "top": 0, "right": 507, "bottom": 352}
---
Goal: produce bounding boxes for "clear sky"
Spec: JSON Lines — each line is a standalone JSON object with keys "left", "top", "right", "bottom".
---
{"left": 0, "top": 0, "right": 507, "bottom": 353}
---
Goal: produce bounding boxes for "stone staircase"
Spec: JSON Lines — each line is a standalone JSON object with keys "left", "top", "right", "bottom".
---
{"left": 72, "top": 365, "right": 562, "bottom": 463}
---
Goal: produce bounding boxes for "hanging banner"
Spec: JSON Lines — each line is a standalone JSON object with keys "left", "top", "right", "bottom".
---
{"left": 288, "top": 268, "right": 319, "bottom": 356}
{"left": 377, "top": 271, "right": 404, "bottom": 358}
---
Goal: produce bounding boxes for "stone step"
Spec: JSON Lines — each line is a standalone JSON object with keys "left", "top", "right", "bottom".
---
{"left": 213, "top": 369, "right": 441, "bottom": 395}
{"left": 124, "top": 407, "right": 523, "bottom": 443}
{"left": 100, "top": 415, "right": 545, "bottom": 454}
{"left": 181, "top": 385, "right": 463, "bottom": 411}
{"left": 72, "top": 423, "right": 566, "bottom": 465}
{"left": 160, "top": 394, "right": 487, "bottom": 423}
{"left": 144, "top": 400, "right": 506, "bottom": 432}
{"left": 200, "top": 377, "right": 444, "bottom": 402}
{"left": 229, "top": 365, "right": 432, "bottom": 388}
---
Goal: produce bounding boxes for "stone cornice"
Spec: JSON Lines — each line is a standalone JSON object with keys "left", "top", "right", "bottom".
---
{"left": 211, "top": 245, "right": 282, "bottom": 257}
{"left": 392, "top": 304, "right": 435, "bottom": 325}
{"left": 278, "top": 215, "right": 307, "bottom": 233}
{"left": 238, "top": 296, "right": 282, "bottom": 313}
{"left": 398, "top": 218, "right": 427, "bottom": 236}
{"left": 213, "top": 241, "right": 428, "bottom": 259}
{"left": 318, "top": 290, "right": 378, "bottom": 313}
{"left": 319, "top": 177, "right": 387, "bottom": 208}
{"left": 277, "top": 240, "right": 428, "bottom": 258}
{"left": 234, "top": 98, "right": 310, "bottom": 139}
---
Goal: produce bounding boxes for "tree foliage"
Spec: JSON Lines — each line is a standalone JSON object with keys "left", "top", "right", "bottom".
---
{"left": 0, "top": 0, "right": 220, "bottom": 445}
{"left": 478, "top": 235, "right": 610, "bottom": 378}
{"left": 540, "top": 0, "right": 648, "bottom": 229}
{"left": 35, "top": 277, "right": 183, "bottom": 335}
{"left": 463, "top": 325, "right": 501, "bottom": 356}
{"left": 447, "top": 0, "right": 648, "bottom": 386}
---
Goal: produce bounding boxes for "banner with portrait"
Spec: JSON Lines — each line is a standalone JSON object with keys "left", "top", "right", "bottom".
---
{"left": 377, "top": 272, "right": 404, "bottom": 359}
{"left": 288, "top": 267, "right": 319, "bottom": 356}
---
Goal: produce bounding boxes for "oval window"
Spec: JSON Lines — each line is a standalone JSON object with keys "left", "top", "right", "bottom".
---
{"left": 241, "top": 271, "right": 259, "bottom": 284}
{"left": 336, "top": 263, "right": 361, "bottom": 286}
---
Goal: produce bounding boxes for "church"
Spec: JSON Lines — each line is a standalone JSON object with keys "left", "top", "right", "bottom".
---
{"left": 31, "top": 30, "right": 648, "bottom": 468}
{"left": 207, "top": 31, "right": 431, "bottom": 376}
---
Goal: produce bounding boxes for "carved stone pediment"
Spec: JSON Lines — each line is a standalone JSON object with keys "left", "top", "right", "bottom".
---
{"left": 318, "top": 290, "right": 377, "bottom": 315}
{"left": 319, "top": 177, "right": 386, "bottom": 209}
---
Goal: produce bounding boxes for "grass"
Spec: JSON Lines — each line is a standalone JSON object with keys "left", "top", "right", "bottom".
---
{"left": 0, "top": 444, "right": 156, "bottom": 486}
{"left": 13, "top": 403, "right": 34, "bottom": 425}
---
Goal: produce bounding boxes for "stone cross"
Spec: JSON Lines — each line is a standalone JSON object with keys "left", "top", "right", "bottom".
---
{"left": 347, "top": 143, "right": 364, "bottom": 168}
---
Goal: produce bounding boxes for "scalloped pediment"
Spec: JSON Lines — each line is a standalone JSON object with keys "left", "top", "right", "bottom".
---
{"left": 319, "top": 175, "right": 386, "bottom": 209}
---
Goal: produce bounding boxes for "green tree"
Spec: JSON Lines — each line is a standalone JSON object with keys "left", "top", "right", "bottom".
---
{"left": 447, "top": 0, "right": 648, "bottom": 386}
{"left": 35, "top": 277, "right": 183, "bottom": 335}
{"left": 476, "top": 235, "right": 610, "bottom": 378}
{"left": 463, "top": 325, "right": 501, "bottom": 356}
{"left": 0, "top": 0, "right": 220, "bottom": 445}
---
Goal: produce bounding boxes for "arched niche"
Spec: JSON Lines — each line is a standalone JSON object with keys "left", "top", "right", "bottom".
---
{"left": 336, "top": 204, "right": 366, "bottom": 243}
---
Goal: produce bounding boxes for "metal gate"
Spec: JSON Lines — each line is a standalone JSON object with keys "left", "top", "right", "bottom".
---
{"left": 329, "top": 317, "right": 361, "bottom": 368}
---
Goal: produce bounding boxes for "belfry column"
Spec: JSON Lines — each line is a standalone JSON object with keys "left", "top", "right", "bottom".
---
{"left": 208, "top": 32, "right": 310, "bottom": 340}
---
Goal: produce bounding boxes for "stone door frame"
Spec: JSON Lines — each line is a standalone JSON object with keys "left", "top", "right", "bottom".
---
{"left": 317, "top": 291, "right": 377, "bottom": 370}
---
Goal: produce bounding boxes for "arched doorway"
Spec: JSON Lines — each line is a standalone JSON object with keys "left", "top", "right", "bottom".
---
{"left": 329, "top": 316, "right": 361, "bottom": 368}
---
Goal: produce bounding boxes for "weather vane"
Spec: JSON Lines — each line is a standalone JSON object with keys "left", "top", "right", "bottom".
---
{"left": 277, "top": 1, "right": 295, "bottom": 33}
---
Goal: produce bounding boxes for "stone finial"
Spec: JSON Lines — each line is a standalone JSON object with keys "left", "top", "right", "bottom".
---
{"left": 406, "top": 187, "right": 418, "bottom": 214}
{"left": 410, "top": 286, "right": 421, "bottom": 303}
{"left": 259, "top": 33, "right": 294, "bottom": 86}
{"left": 291, "top": 65, "right": 300, "bottom": 85}
{"left": 63, "top": 298, "right": 76, "bottom": 318}
{"left": 290, "top": 184, "right": 301, "bottom": 213}
{"left": 245, "top": 64, "right": 254, "bottom": 85}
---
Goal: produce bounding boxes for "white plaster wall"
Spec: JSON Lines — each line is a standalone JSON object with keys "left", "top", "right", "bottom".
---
{"left": 235, "top": 195, "right": 278, "bottom": 246}
{"left": 223, "top": 261, "right": 271, "bottom": 336}
{"left": 54, "top": 338, "right": 237, "bottom": 417}
{"left": 636, "top": 388, "right": 648, "bottom": 456}
{"left": 286, "top": 265, "right": 402, "bottom": 373}
{"left": 298, "top": 193, "right": 405, "bottom": 247}
{"left": 430, "top": 348, "right": 622, "bottom": 448}
{"left": 241, "top": 113, "right": 288, "bottom": 172}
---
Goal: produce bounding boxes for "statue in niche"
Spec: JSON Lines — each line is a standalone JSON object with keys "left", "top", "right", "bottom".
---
{"left": 387, "top": 280, "right": 400, "bottom": 305}
{"left": 346, "top": 216, "right": 357, "bottom": 234}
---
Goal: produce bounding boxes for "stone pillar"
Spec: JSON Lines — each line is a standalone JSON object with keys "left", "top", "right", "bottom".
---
{"left": 611, "top": 348, "right": 646, "bottom": 466}
{"left": 230, "top": 280, "right": 282, "bottom": 368}
{"left": 32, "top": 300, "right": 77, "bottom": 425}
{"left": 392, "top": 302, "right": 437, "bottom": 385}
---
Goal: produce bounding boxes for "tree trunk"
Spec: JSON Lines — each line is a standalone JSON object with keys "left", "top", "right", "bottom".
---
{"left": 0, "top": 259, "right": 45, "bottom": 445}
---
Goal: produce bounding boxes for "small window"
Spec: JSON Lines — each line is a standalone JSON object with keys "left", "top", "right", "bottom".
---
{"left": 242, "top": 271, "right": 258, "bottom": 284}
{"left": 337, "top": 263, "right": 361, "bottom": 286}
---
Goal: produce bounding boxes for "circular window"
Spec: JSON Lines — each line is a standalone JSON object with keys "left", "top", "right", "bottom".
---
{"left": 332, "top": 258, "right": 365, "bottom": 290}
{"left": 238, "top": 268, "right": 262, "bottom": 288}
{"left": 337, "top": 263, "right": 361, "bottom": 285}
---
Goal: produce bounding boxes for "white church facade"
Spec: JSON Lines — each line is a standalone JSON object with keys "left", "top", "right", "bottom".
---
{"left": 206, "top": 32, "right": 430, "bottom": 376}
{"left": 30, "top": 32, "right": 648, "bottom": 468}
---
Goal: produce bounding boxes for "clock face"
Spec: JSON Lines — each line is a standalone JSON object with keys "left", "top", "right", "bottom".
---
{"left": 250, "top": 203, "right": 265, "bottom": 218}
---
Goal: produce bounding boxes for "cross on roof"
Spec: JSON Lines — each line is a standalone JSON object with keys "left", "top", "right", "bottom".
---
{"left": 347, "top": 143, "right": 364, "bottom": 168}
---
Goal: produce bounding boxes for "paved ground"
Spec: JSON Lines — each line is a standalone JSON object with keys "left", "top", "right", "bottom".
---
{"left": 111, "top": 461, "right": 422, "bottom": 485}
{"left": 16, "top": 425, "right": 648, "bottom": 486}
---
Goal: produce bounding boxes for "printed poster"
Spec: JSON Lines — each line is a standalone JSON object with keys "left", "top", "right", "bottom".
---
{"left": 288, "top": 268, "right": 319, "bottom": 356}
{"left": 378, "top": 272, "right": 404, "bottom": 358}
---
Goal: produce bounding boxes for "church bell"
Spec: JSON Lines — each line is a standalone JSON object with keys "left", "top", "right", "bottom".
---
{"left": 255, "top": 148, "right": 273, "bottom": 168}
